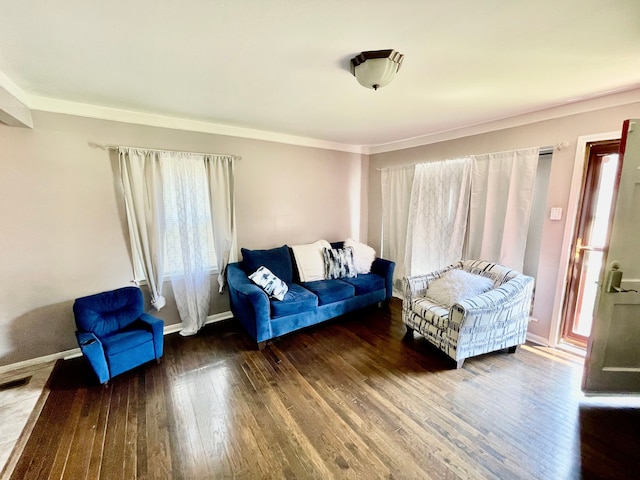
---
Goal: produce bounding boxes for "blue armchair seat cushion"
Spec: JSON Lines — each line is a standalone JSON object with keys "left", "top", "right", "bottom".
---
{"left": 107, "top": 341, "right": 157, "bottom": 379}
{"left": 101, "top": 328, "right": 154, "bottom": 356}
{"left": 342, "top": 273, "right": 385, "bottom": 296}
{"left": 301, "top": 279, "right": 355, "bottom": 306}
{"left": 271, "top": 284, "right": 318, "bottom": 318}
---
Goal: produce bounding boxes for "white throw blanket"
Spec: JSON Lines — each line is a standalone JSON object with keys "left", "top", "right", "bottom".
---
{"left": 291, "top": 240, "right": 331, "bottom": 282}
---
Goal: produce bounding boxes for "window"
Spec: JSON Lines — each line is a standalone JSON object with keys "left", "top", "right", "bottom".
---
{"left": 129, "top": 154, "right": 218, "bottom": 282}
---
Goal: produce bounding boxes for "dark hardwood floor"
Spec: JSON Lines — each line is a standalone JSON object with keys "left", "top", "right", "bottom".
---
{"left": 7, "top": 299, "right": 640, "bottom": 479}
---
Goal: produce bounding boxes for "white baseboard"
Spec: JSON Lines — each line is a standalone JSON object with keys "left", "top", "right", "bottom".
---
{"left": 163, "top": 311, "right": 234, "bottom": 335}
{"left": 0, "top": 349, "right": 80, "bottom": 375}
{"left": 0, "top": 310, "right": 234, "bottom": 374}
{"left": 526, "top": 332, "right": 550, "bottom": 346}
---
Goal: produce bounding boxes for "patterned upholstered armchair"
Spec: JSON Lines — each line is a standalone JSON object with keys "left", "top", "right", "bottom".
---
{"left": 402, "top": 260, "right": 534, "bottom": 368}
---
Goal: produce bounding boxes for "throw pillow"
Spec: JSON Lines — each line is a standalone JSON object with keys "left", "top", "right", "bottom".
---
{"left": 241, "top": 245, "right": 293, "bottom": 285}
{"left": 249, "top": 266, "right": 289, "bottom": 301}
{"left": 291, "top": 240, "right": 331, "bottom": 282}
{"left": 426, "top": 269, "right": 494, "bottom": 306}
{"left": 322, "top": 247, "right": 357, "bottom": 280}
{"left": 344, "top": 238, "right": 376, "bottom": 274}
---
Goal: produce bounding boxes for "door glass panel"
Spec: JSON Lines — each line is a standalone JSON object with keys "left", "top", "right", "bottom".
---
{"left": 590, "top": 154, "right": 619, "bottom": 247}
{"left": 572, "top": 154, "right": 619, "bottom": 338}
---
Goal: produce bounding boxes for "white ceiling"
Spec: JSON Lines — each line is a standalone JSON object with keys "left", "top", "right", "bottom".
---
{"left": 1, "top": 0, "right": 639, "bottom": 149}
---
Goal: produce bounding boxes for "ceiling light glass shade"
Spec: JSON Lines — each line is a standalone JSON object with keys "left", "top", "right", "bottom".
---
{"left": 350, "top": 50, "right": 404, "bottom": 90}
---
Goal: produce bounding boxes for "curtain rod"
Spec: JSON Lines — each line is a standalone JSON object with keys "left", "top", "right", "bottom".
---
{"left": 375, "top": 142, "right": 568, "bottom": 171}
{"left": 88, "top": 142, "right": 242, "bottom": 161}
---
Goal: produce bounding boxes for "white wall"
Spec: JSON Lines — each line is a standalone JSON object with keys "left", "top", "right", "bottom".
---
{"left": 0, "top": 111, "right": 366, "bottom": 366}
{"left": 368, "top": 102, "right": 640, "bottom": 343}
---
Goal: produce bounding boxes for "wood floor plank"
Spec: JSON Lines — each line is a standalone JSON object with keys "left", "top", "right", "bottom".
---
{"left": 123, "top": 376, "right": 139, "bottom": 480}
{"left": 85, "top": 382, "right": 112, "bottom": 480}
{"left": 142, "top": 361, "right": 173, "bottom": 480}
{"left": 10, "top": 299, "right": 640, "bottom": 480}
{"left": 60, "top": 385, "right": 105, "bottom": 480}
{"left": 99, "top": 375, "right": 129, "bottom": 480}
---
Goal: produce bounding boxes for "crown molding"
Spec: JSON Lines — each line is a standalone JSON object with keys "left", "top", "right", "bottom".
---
{"left": 3, "top": 65, "right": 639, "bottom": 156}
{"left": 0, "top": 70, "right": 30, "bottom": 106}
{"left": 364, "top": 86, "right": 640, "bottom": 155}
{"left": 28, "top": 95, "right": 365, "bottom": 154}
{"left": 0, "top": 71, "right": 33, "bottom": 128}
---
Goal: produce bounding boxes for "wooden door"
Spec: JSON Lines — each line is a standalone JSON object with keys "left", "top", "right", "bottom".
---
{"left": 583, "top": 120, "right": 640, "bottom": 394}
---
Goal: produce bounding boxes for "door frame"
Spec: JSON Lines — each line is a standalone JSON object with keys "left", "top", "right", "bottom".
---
{"left": 549, "top": 131, "right": 620, "bottom": 348}
{"left": 561, "top": 140, "right": 620, "bottom": 347}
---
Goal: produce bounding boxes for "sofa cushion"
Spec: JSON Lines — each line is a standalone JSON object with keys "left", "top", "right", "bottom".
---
{"left": 270, "top": 284, "right": 318, "bottom": 318}
{"left": 241, "top": 245, "right": 293, "bottom": 285}
{"left": 249, "top": 266, "right": 289, "bottom": 301}
{"left": 322, "top": 247, "right": 357, "bottom": 279}
{"left": 341, "top": 273, "right": 385, "bottom": 296}
{"left": 301, "top": 279, "right": 355, "bottom": 306}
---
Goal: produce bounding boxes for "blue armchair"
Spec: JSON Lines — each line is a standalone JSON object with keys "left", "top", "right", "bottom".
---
{"left": 73, "top": 286, "right": 164, "bottom": 384}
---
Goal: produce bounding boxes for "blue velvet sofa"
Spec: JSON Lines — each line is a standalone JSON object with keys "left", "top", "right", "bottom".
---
{"left": 227, "top": 242, "right": 395, "bottom": 349}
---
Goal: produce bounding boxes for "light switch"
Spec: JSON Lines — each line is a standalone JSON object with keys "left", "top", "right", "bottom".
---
{"left": 550, "top": 207, "right": 562, "bottom": 221}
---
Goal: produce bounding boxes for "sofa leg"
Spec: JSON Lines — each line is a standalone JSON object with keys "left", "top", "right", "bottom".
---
{"left": 404, "top": 326, "right": 414, "bottom": 338}
{"left": 455, "top": 359, "right": 465, "bottom": 369}
{"left": 507, "top": 345, "right": 518, "bottom": 354}
{"left": 257, "top": 341, "right": 267, "bottom": 351}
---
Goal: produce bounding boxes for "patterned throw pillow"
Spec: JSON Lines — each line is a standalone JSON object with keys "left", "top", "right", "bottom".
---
{"left": 322, "top": 247, "right": 357, "bottom": 280}
{"left": 249, "top": 266, "right": 289, "bottom": 301}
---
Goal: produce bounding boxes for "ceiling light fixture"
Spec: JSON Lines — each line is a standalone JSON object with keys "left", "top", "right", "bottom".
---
{"left": 350, "top": 49, "right": 404, "bottom": 90}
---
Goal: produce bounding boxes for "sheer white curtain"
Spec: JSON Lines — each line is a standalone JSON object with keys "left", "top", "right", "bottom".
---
{"left": 162, "top": 153, "right": 212, "bottom": 336}
{"left": 405, "top": 158, "right": 472, "bottom": 276}
{"left": 467, "top": 147, "right": 539, "bottom": 271}
{"left": 381, "top": 165, "right": 415, "bottom": 295}
{"left": 119, "top": 148, "right": 166, "bottom": 310}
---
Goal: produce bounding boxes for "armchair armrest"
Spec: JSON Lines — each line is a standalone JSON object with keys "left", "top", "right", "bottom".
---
{"left": 227, "top": 263, "right": 272, "bottom": 342}
{"left": 371, "top": 257, "right": 396, "bottom": 300}
{"left": 139, "top": 312, "right": 164, "bottom": 358}
{"left": 76, "top": 331, "right": 109, "bottom": 384}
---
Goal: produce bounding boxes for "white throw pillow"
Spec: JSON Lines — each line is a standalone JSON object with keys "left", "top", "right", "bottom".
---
{"left": 249, "top": 266, "right": 289, "bottom": 301}
{"left": 344, "top": 238, "right": 376, "bottom": 274}
{"left": 291, "top": 240, "right": 331, "bottom": 282}
{"left": 426, "top": 269, "right": 494, "bottom": 306}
